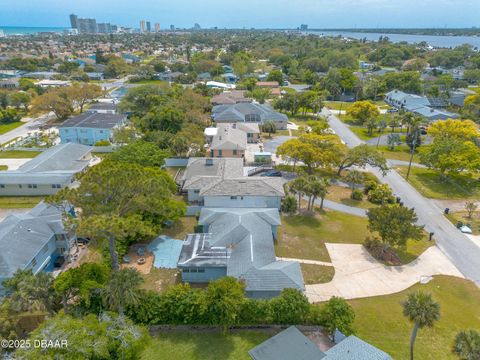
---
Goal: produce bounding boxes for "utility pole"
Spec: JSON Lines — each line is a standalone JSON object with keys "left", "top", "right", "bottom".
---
{"left": 406, "top": 129, "right": 420, "bottom": 181}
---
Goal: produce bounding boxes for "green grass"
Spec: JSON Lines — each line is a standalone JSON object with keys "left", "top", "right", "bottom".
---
{"left": 0, "top": 165, "right": 7, "bottom": 170}
{"left": 141, "top": 268, "right": 180, "bottom": 293}
{"left": 374, "top": 145, "right": 420, "bottom": 163}
{"left": 276, "top": 211, "right": 369, "bottom": 262}
{"left": 0, "top": 196, "right": 43, "bottom": 208}
{"left": 300, "top": 263, "right": 335, "bottom": 284}
{"left": 0, "top": 150, "right": 41, "bottom": 159}
{"left": 142, "top": 331, "right": 273, "bottom": 360}
{"left": 0, "top": 122, "right": 23, "bottom": 135}
{"left": 348, "top": 125, "right": 377, "bottom": 140}
{"left": 446, "top": 211, "right": 480, "bottom": 235}
{"left": 396, "top": 166, "right": 480, "bottom": 200}
{"left": 349, "top": 276, "right": 480, "bottom": 360}
{"left": 324, "top": 101, "right": 347, "bottom": 110}
{"left": 326, "top": 185, "right": 377, "bottom": 209}
{"left": 162, "top": 216, "right": 197, "bottom": 240}
{"left": 394, "top": 234, "right": 434, "bottom": 265}
{"left": 127, "top": 79, "right": 166, "bottom": 85}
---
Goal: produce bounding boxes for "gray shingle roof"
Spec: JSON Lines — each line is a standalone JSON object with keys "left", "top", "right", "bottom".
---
{"left": 249, "top": 326, "right": 326, "bottom": 360}
{"left": 212, "top": 103, "right": 288, "bottom": 124}
{"left": 324, "top": 336, "right": 392, "bottom": 360}
{"left": 181, "top": 157, "right": 244, "bottom": 190}
{"left": 60, "top": 112, "right": 125, "bottom": 129}
{"left": 0, "top": 143, "right": 92, "bottom": 185}
{"left": 0, "top": 202, "right": 65, "bottom": 280}
{"left": 178, "top": 208, "right": 304, "bottom": 293}
{"left": 200, "top": 177, "right": 285, "bottom": 197}
{"left": 210, "top": 125, "right": 247, "bottom": 151}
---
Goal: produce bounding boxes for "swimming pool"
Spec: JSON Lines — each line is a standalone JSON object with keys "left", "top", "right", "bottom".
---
{"left": 147, "top": 235, "right": 183, "bottom": 269}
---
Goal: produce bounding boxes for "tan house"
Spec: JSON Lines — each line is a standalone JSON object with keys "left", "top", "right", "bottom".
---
{"left": 256, "top": 81, "right": 281, "bottom": 96}
{"left": 209, "top": 124, "right": 246, "bottom": 158}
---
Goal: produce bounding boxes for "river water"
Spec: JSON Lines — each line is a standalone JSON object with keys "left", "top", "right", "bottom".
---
{"left": 308, "top": 30, "right": 480, "bottom": 49}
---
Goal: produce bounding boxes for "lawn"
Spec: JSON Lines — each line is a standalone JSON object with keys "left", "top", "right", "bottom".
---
{"left": 275, "top": 210, "right": 369, "bottom": 262}
{"left": 142, "top": 331, "right": 274, "bottom": 360}
{"left": 324, "top": 101, "right": 348, "bottom": 110}
{"left": 141, "top": 268, "right": 180, "bottom": 293}
{"left": 300, "top": 263, "right": 335, "bottom": 284}
{"left": 0, "top": 150, "right": 41, "bottom": 159}
{"left": 162, "top": 216, "right": 197, "bottom": 240}
{"left": 326, "top": 185, "right": 376, "bottom": 209}
{"left": 0, "top": 165, "right": 7, "bottom": 170}
{"left": 446, "top": 211, "right": 480, "bottom": 235}
{"left": 0, "top": 121, "right": 23, "bottom": 135}
{"left": 393, "top": 234, "right": 434, "bottom": 265}
{"left": 349, "top": 276, "right": 480, "bottom": 360}
{"left": 374, "top": 145, "right": 420, "bottom": 163}
{"left": 0, "top": 196, "right": 42, "bottom": 208}
{"left": 396, "top": 166, "right": 480, "bottom": 200}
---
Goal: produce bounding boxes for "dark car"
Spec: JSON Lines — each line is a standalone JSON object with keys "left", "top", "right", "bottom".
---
{"left": 260, "top": 170, "right": 282, "bottom": 177}
{"left": 54, "top": 256, "right": 65, "bottom": 268}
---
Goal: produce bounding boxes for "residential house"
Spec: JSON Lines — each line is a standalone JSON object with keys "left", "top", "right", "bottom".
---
{"left": 180, "top": 157, "right": 244, "bottom": 204}
{"left": 221, "top": 73, "right": 238, "bottom": 83}
{"left": 0, "top": 201, "right": 76, "bottom": 295}
{"left": 206, "top": 81, "right": 236, "bottom": 90}
{"left": 248, "top": 326, "right": 392, "bottom": 360}
{"left": 59, "top": 112, "right": 126, "bottom": 145}
{"left": 236, "top": 122, "right": 260, "bottom": 143}
{"left": 0, "top": 70, "right": 23, "bottom": 79}
{"left": 37, "top": 80, "right": 71, "bottom": 88}
{"left": 211, "top": 90, "right": 252, "bottom": 106}
{"left": 122, "top": 53, "right": 141, "bottom": 64}
{"left": 0, "top": 143, "right": 92, "bottom": 196}
{"left": 85, "top": 72, "right": 104, "bottom": 81}
{"left": 0, "top": 78, "right": 19, "bottom": 89}
{"left": 212, "top": 103, "right": 288, "bottom": 130}
{"left": 208, "top": 124, "right": 247, "bottom": 158}
{"left": 156, "top": 71, "right": 183, "bottom": 81}
{"left": 177, "top": 207, "right": 304, "bottom": 298}
{"left": 197, "top": 72, "right": 212, "bottom": 81}
{"left": 86, "top": 102, "right": 118, "bottom": 114}
{"left": 23, "top": 71, "right": 60, "bottom": 80}
{"left": 256, "top": 81, "right": 281, "bottom": 96}
{"left": 385, "top": 89, "right": 459, "bottom": 121}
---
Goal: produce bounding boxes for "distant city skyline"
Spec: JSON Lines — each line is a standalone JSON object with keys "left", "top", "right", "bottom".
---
{"left": 1, "top": 0, "right": 479, "bottom": 29}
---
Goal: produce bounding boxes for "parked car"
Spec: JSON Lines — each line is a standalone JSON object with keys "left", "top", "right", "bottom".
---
{"left": 260, "top": 170, "right": 282, "bottom": 177}
{"left": 387, "top": 108, "right": 399, "bottom": 113}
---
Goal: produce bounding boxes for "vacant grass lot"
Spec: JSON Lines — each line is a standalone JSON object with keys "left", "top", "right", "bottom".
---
{"left": 0, "top": 165, "right": 7, "bottom": 170}
{"left": 0, "top": 121, "right": 23, "bottom": 135}
{"left": 326, "top": 185, "right": 376, "bottom": 209}
{"left": 374, "top": 145, "right": 421, "bottom": 163}
{"left": 142, "top": 331, "right": 273, "bottom": 360}
{"left": 446, "top": 211, "right": 480, "bottom": 235}
{"left": 0, "top": 196, "right": 42, "bottom": 208}
{"left": 276, "top": 211, "right": 369, "bottom": 262}
{"left": 396, "top": 166, "right": 480, "bottom": 200}
{"left": 0, "top": 150, "right": 41, "bottom": 158}
{"left": 349, "top": 276, "right": 480, "bottom": 360}
{"left": 300, "top": 263, "right": 335, "bottom": 284}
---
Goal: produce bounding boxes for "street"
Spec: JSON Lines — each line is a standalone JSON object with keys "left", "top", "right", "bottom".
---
{"left": 0, "top": 113, "right": 54, "bottom": 146}
{"left": 323, "top": 108, "right": 480, "bottom": 285}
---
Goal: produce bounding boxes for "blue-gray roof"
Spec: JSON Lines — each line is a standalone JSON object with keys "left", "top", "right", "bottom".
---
{"left": 212, "top": 103, "right": 288, "bottom": 124}
{"left": 0, "top": 202, "right": 65, "bottom": 280}
{"left": 60, "top": 112, "right": 125, "bottom": 129}
{"left": 324, "top": 336, "right": 392, "bottom": 360}
{"left": 178, "top": 208, "right": 304, "bottom": 293}
{"left": 249, "top": 326, "right": 326, "bottom": 360}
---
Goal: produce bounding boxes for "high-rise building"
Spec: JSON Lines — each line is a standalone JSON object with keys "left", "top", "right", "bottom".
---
{"left": 146, "top": 21, "right": 151, "bottom": 32}
{"left": 140, "top": 20, "right": 146, "bottom": 33}
{"left": 69, "top": 14, "right": 78, "bottom": 29}
{"left": 97, "top": 23, "right": 113, "bottom": 34}
{"left": 300, "top": 24, "right": 309, "bottom": 31}
{"left": 170, "top": 24, "right": 175, "bottom": 31}
{"left": 78, "top": 18, "right": 97, "bottom": 34}
{"left": 194, "top": 23, "right": 201, "bottom": 30}
{"left": 155, "top": 23, "right": 161, "bottom": 32}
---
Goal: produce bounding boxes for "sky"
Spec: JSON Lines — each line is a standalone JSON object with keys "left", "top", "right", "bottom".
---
{"left": 1, "top": 0, "right": 479, "bottom": 29}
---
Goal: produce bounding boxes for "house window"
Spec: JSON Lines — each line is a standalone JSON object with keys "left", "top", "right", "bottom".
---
{"left": 52, "top": 184, "right": 61, "bottom": 189}
{"left": 194, "top": 190, "right": 200, "bottom": 194}
{"left": 42, "top": 244, "right": 49, "bottom": 254}
{"left": 197, "top": 268, "right": 205, "bottom": 273}
{"left": 233, "top": 149, "right": 237, "bottom": 155}
{"left": 218, "top": 150, "right": 222, "bottom": 157}
{"left": 230, "top": 196, "right": 237, "bottom": 200}
{"left": 18, "top": 184, "right": 22, "bottom": 188}
{"left": 28, "top": 184, "right": 37, "bottom": 189}
{"left": 182, "top": 268, "right": 190, "bottom": 273}
{"left": 0, "top": 184, "right": 4, "bottom": 188}
{"left": 31, "top": 258, "right": 37, "bottom": 267}
{"left": 55, "top": 234, "right": 66, "bottom": 241}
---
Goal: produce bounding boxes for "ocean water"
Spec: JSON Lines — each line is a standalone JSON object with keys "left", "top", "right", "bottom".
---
{"left": 308, "top": 30, "right": 480, "bottom": 49}
{"left": 0, "top": 26, "right": 67, "bottom": 35}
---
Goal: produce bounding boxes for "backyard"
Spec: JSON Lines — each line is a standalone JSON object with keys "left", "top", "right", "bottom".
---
{"left": 141, "top": 331, "right": 274, "bottom": 360}
{"left": 0, "top": 150, "right": 41, "bottom": 159}
{"left": 0, "top": 121, "right": 23, "bottom": 135}
{"left": 0, "top": 196, "right": 43, "bottom": 208}
{"left": 396, "top": 166, "right": 480, "bottom": 200}
{"left": 348, "top": 276, "right": 480, "bottom": 360}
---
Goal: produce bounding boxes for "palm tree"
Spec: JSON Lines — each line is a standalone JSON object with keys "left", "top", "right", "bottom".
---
{"left": 102, "top": 268, "right": 143, "bottom": 316}
{"left": 289, "top": 176, "right": 308, "bottom": 211}
{"left": 304, "top": 176, "right": 330, "bottom": 211}
{"left": 402, "top": 291, "right": 440, "bottom": 360}
{"left": 345, "top": 170, "right": 364, "bottom": 198}
{"left": 453, "top": 329, "right": 480, "bottom": 360}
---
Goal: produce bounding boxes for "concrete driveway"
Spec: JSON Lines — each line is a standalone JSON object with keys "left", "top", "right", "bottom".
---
{"left": 305, "top": 243, "right": 463, "bottom": 303}
{"left": 0, "top": 158, "right": 31, "bottom": 170}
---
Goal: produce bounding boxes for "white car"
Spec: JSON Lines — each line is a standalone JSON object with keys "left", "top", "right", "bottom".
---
{"left": 460, "top": 225, "right": 473, "bottom": 234}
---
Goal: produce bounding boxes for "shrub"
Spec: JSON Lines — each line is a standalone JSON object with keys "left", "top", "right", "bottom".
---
{"left": 281, "top": 195, "right": 298, "bottom": 214}
{"left": 363, "top": 180, "right": 377, "bottom": 195}
{"left": 94, "top": 140, "right": 111, "bottom": 146}
{"left": 318, "top": 297, "right": 355, "bottom": 335}
{"left": 269, "top": 289, "right": 310, "bottom": 324}
{"left": 351, "top": 189, "right": 364, "bottom": 200}
{"left": 367, "top": 184, "right": 394, "bottom": 204}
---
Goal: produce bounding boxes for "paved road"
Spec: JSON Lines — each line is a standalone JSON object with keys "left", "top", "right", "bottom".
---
{"left": 0, "top": 113, "right": 54, "bottom": 146}
{"left": 388, "top": 159, "right": 426, "bottom": 168}
{"left": 323, "top": 108, "right": 480, "bottom": 285}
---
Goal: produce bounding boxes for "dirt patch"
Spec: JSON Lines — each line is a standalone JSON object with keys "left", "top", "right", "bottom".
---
{"left": 121, "top": 245, "right": 154, "bottom": 275}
